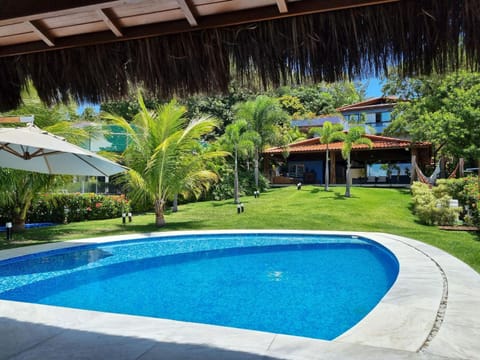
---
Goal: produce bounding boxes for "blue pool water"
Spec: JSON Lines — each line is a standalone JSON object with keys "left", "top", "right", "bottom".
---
{"left": 0, "top": 233, "right": 399, "bottom": 340}
{"left": 0, "top": 222, "right": 56, "bottom": 232}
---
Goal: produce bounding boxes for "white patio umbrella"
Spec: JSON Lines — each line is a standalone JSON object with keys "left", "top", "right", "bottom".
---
{"left": 0, "top": 124, "right": 127, "bottom": 176}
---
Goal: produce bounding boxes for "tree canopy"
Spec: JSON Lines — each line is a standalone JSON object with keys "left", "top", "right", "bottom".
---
{"left": 234, "top": 95, "right": 289, "bottom": 189}
{"left": 384, "top": 71, "right": 480, "bottom": 163}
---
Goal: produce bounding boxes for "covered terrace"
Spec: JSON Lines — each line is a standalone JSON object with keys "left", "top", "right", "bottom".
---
{"left": 264, "top": 134, "right": 432, "bottom": 186}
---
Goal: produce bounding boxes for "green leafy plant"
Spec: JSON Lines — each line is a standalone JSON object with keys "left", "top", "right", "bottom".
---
{"left": 411, "top": 182, "right": 462, "bottom": 226}
{"left": 25, "top": 193, "right": 130, "bottom": 224}
{"left": 435, "top": 177, "right": 479, "bottom": 226}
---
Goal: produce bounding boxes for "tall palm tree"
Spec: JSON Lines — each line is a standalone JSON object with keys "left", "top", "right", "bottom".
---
{"left": 309, "top": 121, "right": 345, "bottom": 191}
{"left": 221, "top": 120, "right": 258, "bottom": 203}
{"left": 341, "top": 126, "right": 373, "bottom": 197}
{"left": 104, "top": 93, "right": 226, "bottom": 227}
{"left": 234, "top": 95, "right": 288, "bottom": 189}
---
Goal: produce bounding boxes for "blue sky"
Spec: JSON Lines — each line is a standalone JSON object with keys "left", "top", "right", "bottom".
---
{"left": 77, "top": 102, "right": 100, "bottom": 115}
{"left": 364, "top": 77, "right": 383, "bottom": 98}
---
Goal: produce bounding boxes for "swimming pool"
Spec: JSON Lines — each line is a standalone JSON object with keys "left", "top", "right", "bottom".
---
{"left": 0, "top": 233, "right": 399, "bottom": 340}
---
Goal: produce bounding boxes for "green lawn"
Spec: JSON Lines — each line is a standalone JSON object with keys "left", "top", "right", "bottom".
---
{"left": 2, "top": 186, "right": 479, "bottom": 273}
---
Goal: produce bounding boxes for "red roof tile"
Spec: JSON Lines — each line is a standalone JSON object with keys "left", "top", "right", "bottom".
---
{"left": 264, "top": 134, "right": 430, "bottom": 154}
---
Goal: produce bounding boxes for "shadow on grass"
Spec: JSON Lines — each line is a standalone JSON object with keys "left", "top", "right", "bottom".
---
{"left": 210, "top": 201, "right": 235, "bottom": 208}
{"left": 333, "top": 192, "right": 348, "bottom": 201}
{"left": 310, "top": 188, "right": 321, "bottom": 194}
{"left": 209, "top": 198, "right": 255, "bottom": 208}
{"left": 103, "top": 220, "right": 208, "bottom": 233}
{"left": 473, "top": 232, "right": 480, "bottom": 241}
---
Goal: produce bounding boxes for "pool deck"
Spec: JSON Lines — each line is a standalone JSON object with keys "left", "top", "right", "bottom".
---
{"left": 0, "top": 230, "right": 479, "bottom": 360}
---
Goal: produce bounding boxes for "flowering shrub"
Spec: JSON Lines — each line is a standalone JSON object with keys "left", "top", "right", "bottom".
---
{"left": 412, "top": 177, "right": 479, "bottom": 226}
{"left": 411, "top": 182, "right": 461, "bottom": 226}
{"left": 436, "top": 177, "right": 479, "bottom": 226}
{"left": 27, "top": 193, "right": 130, "bottom": 223}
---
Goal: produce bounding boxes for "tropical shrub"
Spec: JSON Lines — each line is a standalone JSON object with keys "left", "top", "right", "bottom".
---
{"left": 25, "top": 193, "right": 130, "bottom": 224}
{"left": 207, "top": 166, "right": 269, "bottom": 201}
{"left": 435, "top": 177, "right": 479, "bottom": 226}
{"left": 411, "top": 182, "right": 461, "bottom": 226}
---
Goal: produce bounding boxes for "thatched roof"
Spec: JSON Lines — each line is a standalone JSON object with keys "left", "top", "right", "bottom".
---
{"left": 1, "top": 0, "right": 479, "bottom": 111}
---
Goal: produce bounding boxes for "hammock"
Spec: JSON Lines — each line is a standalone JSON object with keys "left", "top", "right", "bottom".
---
{"left": 414, "top": 159, "right": 461, "bottom": 185}
{"left": 448, "top": 162, "right": 459, "bottom": 179}
{"left": 414, "top": 162, "right": 431, "bottom": 185}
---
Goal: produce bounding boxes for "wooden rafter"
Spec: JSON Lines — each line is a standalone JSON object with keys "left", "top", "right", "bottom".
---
{"left": 0, "top": 0, "right": 141, "bottom": 26}
{"left": 0, "top": 0, "right": 399, "bottom": 57}
{"left": 27, "top": 20, "right": 55, "bottom": 47}
{"left": 176, "top": 0, "right": 198, "bottom": 27}
{"left": 0, "top": 0, "right": 476, "bottom": 112}
{"left": 276, "top": 0, "right": 289, "bottom": 13}
{"left": 97, "top": 8, "right": 123, "bottom": 37}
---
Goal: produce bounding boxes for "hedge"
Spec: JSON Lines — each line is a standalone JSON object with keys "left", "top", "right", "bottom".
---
{"left": 27, "top": 193, "right": 130, "bottom": 224}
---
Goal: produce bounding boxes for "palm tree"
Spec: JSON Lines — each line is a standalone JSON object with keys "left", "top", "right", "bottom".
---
{"left": 234, "top": 95, "right": 289, "bottom": 189}
{"left": 341, "top": 126, "right": 373, "bottom": 197}
{"left": 309, "top": 121, "right": 345, "bottom": 191}
{"left": 221, "top": 120, "right": 258, "bottom": 203}
{"left": 0, "top": 169, "right": 61, "bottom": 231}
{"left": 104, "top": 93, "right": 226, "bottom": 227}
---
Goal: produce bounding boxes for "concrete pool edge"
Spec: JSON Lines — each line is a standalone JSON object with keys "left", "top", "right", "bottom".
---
{"left": 0, "top": 230, "right": 479, "bottom": 360}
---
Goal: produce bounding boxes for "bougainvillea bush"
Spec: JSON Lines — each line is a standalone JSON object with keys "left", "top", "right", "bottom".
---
{"left": 27, "top": 193, "right": 130, "bottom": 224}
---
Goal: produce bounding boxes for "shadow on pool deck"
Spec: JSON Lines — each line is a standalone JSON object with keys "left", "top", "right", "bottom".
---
{"left": 0, "top": 317, "right": 282, "bottom": 360}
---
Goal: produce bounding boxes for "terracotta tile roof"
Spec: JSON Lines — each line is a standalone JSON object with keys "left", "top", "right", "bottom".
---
{"left": 264, "top": 134, "right": 430, "bottom": 154}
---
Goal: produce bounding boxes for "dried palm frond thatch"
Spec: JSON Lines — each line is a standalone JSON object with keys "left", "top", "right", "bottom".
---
{"left": 0, "top": 0, "right": 479, "bottom": 111}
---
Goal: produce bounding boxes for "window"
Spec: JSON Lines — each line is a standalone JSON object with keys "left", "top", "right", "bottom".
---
{"left": 288, "top": 164, "right": 305, "bottom": 178}
{"left": 347, "top": 114, "right": 360, "bottom": 123}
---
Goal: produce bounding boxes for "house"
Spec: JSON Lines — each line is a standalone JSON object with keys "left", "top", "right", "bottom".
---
{"left": 338, "top": 96, "right": 398, "bottom": 134}
{"left": 290, "top": 96, "right": 399, "bottom": 135}
{"left": 291, "top": 115, "right": 343, "bottom": 134}
{"left": 263, "top": 134, "right": 431, "bottom": 186}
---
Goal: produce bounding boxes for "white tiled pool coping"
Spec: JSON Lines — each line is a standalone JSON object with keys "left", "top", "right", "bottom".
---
{"left": 0, "top": 230, "right": 479, "bottom": 360}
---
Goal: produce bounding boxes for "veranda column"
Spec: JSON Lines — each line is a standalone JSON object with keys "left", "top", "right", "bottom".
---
{"left": 330, "top": 151, "right": 336, "bottom": 184}
{"left": 411, "top": 153, "right": 417, "bottom": 184}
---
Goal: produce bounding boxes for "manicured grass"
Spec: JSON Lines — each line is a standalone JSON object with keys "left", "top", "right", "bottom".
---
{"left": 2, "top": 185, "right": 479, "bottom": 272}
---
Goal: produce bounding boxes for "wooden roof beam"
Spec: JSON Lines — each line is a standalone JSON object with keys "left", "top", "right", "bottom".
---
{"left": 27, "top": 20, "right": 55, "bottom": 47}
{"left": 97, "top": 8, "right": 123, "bottom": 37}
{"left": 176, "top": 0, "right": 198, "bottom": 27}
{"left": 276, "top": 0, "right": 289, "bottom": 13}
{"left": 0, "top": 0, "right": 145, "bottom": 27}
{"left": 0, "top": 0, "right": 400, "bottom": 57}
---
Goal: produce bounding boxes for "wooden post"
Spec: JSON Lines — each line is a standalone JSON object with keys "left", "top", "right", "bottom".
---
{"left": 411, "top": 154, "right": 416, "bottom": 184}
{"left": 330, "top": 151, "right": 336, "bottom": 184}
{"left": 440, "top": 155, "right": 446, "bottom": 179}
